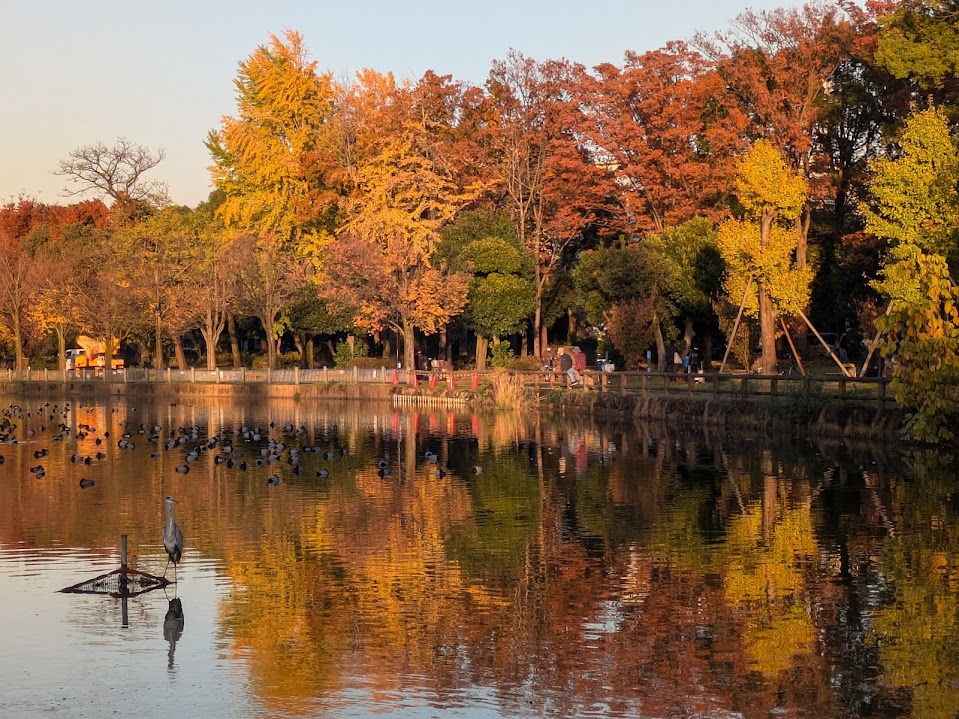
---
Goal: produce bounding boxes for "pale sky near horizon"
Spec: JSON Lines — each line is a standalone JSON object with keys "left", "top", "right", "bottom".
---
{"left": 2, "top": 0, "right": 805, "bottom": 209}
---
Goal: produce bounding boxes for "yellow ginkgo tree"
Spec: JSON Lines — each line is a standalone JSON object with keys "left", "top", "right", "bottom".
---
{"left": 718, "top": 140, "right": 811, "bottom": 374}
{"left": 325, "top": 70, "right": 474, "bottom": 369}
{"left": 863, "top": 107, "right": 959, "bottom": 440}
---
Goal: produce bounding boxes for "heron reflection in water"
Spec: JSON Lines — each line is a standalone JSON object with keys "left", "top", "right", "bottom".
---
{"left": 163, "top": 496, "right": 183, "bottom": 582}
{"left": 163, "top": 597, "right": 185, "bottom": 670}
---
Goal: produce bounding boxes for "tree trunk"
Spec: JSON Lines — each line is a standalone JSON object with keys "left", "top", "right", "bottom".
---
{"left": 683, "top": 317, "right": 695, "bottom": 354}
{"left": 475, "top": 335, "right": 489, "bottom": 371}
{"left": 135, "top": 339, "right": 150, "bottom": 369}
{"left": 533, "top": 280, "right": 543, "bottom": 359}
{"left": 174, "top": 335, "right": 188, "bottom": 370}
{"left": 13, "top": 321, "right": 25, "bottom": 372}
{"left": 294, "top": 332, "right": 305, "bottom": 367}
{"left": 260, "top": 312, "right": 278, "bottom": 369}
{"left": 200, "top": 309, "right": 224, "bottom": 371}
{"left": 758, "top": 281, "right": 777, "bottom": 374}
{"left": 228, "top": 315, "right": 242, "bottom": 368}
{"left": 154, "top": 314, "right": 164, "bottom": 371}
{"left": 759, "top": 209, "right": 778, "bottom": 374}
{"left": 401, "top": 318, "right": 415, "bottom": 370}
{"left": 103, "top": 333, "right": 116, "bottom": 374}
{"left": 56, "top": 325, "right": 67, "bottom": 371}
{"left": 653, "top": 315, "right": 666, "bottom": 372}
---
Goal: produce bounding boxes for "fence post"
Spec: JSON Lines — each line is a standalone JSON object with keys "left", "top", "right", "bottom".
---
{"left": 266, "top": 367, "right": 272, "bottom": 384}
{"left": 216, "top": 368, "right": 221, "bottom": 384}
{"left": 123, "top": 368, "right": 128, "bottom": 384}
{"left": 838, "top": 377, "right": 846, "bottom": 406}
{"left": 741, "top": 376, "right": 749, "bottom": 400}
{"left": 601, "top": 372, "right": 608, "bottom": 393}
{"left": 687, "top": 373, "right": 693, "bottom": 399}
{"left": 352, "top": 366, "right": 358, "bottom": 383}
{"left": 712, "top": 375, "right": 720, "bottom": 401}
{"left": 240, "top": 367, "right": 246, "bottom": 383}
{"left": 167, "top": 367, "right": 172, "bottom": 383}
{"left": 770, "top": 377, "right": 778, "bottom": 401}
{"left": 620, "top": 373, "right": 627, "bottom": 396}
{"left": 323, "top": 366, "right": 329, "bottom": 383}
{"left": 295, "top": 367, "right": 300, "bottom": 385}
{"left": 191, "top": 367, "right": 196, "bottom": 383}
{"left": 663, "top": 373, "right": 670, "bottom": 396}
{"left": 641, "top": 373, "right": 648, "bottom": 404}
{"left": 877, "top": 378, "right": 886, "bottom": 411}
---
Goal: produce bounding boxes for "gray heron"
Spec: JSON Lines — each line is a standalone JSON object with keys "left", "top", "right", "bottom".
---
{"left": 162, "top": 496, "right": 184, "bottom": 581}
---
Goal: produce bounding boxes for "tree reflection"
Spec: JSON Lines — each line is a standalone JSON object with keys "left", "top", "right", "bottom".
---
{"left": 0, "top": 398, "right": 955, "bottom": 716}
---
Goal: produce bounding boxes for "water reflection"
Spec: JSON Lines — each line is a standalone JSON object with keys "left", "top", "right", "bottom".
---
{"left": 163, "top": 597, "right": 185, "bottom": 670}
{"left": 0, "top": 395, "right": 956, "bottom": 717}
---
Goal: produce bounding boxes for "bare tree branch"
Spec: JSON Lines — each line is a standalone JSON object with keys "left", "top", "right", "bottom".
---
{"left": 54, "top": 137, "right": 169, "bottom": 210}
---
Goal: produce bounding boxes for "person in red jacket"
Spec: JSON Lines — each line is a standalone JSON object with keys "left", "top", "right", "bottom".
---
{"left": 572, "top": 346, "right": 586, "bottom": 373}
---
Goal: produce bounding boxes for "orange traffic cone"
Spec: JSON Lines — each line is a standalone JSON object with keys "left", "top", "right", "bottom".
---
{"left": 428, "top": 373, "right": 437, "bottom": 389}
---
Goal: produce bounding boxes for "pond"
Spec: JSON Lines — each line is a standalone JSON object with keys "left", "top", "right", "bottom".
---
{"left": 0, "top": 395, "right": 957, "bottom": 718}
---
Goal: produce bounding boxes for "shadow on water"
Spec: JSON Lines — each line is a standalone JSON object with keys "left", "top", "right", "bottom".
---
{"left": 0, "top": 394, "right": 957, "bottom": 717}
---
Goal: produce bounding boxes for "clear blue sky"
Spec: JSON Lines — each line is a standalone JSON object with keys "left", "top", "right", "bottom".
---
{"left": 2, "top": 0, "right": 802, "bottom": 209}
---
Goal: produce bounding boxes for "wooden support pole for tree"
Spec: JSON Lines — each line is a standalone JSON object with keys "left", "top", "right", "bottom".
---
{"left": 798, "top": 309, "right": 851, "bottom": 377}
{"left": 719, "top": 276, "right": 753, "bottom": 374}
{"left": 780, "top": 317, "right": 805, "bottom": 376}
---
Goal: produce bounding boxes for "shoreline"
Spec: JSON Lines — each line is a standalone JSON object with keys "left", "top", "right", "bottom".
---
{"left": 0, "top": 378, "right": 911, "bottom": 444}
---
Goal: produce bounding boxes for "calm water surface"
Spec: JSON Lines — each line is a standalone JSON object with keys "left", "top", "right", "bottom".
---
{"left": 0, "top": 395, "right": 957, "bottom": 718}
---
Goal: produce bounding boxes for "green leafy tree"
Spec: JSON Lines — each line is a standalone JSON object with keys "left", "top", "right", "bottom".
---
{"left": 573, "top": 240, "right": 678, "bottom": 369}
{"left": 864, "top": 107, "right": 959, "bottom": 440}
{"left": 861, "top": 106, "right": 959, "bottom": 267}
{"left": 642, "top": 217, "right": 724, "bottom": 352}
{"left": 874, "top": 245, "right": 959, "bottom": 440}
{"left": 876, "top": 0, "right": 959, "bottom": 102}
{"left": 442, "top": 211, "right": 535, "bottom": 369}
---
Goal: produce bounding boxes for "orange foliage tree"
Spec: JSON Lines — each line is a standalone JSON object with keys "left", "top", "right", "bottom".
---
{"left": 579, "top": 42, "right": 749, "bottom": 234}
{"left": 326, "top": 70, "right": 473, "bottom": 368}
{"left": 486, "top": 52, "right": 613, "bottom": 358}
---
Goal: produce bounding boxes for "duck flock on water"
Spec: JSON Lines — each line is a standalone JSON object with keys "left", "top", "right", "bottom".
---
{"left": 0, "top": 401, "right": 477, "bottom": 578}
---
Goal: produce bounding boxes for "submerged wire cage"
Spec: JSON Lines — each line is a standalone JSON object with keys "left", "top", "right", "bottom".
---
{"left": 60, "top": 566, "right": 170, "bottom": 598}
{"left": 60, "top": 535, "right": 171, "bottom": 598}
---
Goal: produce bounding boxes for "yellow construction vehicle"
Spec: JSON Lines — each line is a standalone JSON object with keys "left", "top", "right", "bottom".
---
{"left": 66, "top": 336, "right": 124, "bottom": 375}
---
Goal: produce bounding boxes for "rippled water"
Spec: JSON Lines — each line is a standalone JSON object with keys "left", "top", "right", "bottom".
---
{"left": 0, "top": 394, "right": 957, "bottom": 718}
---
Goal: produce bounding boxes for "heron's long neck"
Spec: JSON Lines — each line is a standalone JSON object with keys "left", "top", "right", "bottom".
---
{"left": 166, "top": 504, "right": 175, "bottom": 529}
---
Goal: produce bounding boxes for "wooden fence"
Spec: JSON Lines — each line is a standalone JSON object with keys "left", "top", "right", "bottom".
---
{"left": 0, "top": 366, "right": 892, "bottom": 410}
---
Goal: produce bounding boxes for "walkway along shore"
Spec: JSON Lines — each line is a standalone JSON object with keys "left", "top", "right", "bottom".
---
{"left": 0, "top": 366, "right": 906, "bottom": 442}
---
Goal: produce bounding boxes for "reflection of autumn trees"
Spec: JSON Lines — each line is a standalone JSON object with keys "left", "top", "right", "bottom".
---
{"left": 869, "top": 452, "right": 959, "bottom": 719}
{"left": 3, "top": 401, "right": 958, "bottom": 716}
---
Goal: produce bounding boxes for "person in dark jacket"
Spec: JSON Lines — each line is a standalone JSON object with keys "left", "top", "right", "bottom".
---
{"left": 558, "top": 347, "right": 579, "bottom": 385}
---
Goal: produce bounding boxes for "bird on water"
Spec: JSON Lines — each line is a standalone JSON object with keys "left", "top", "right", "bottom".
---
{"left": 162, "top": 496, "right": 184, "bottom": 582}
